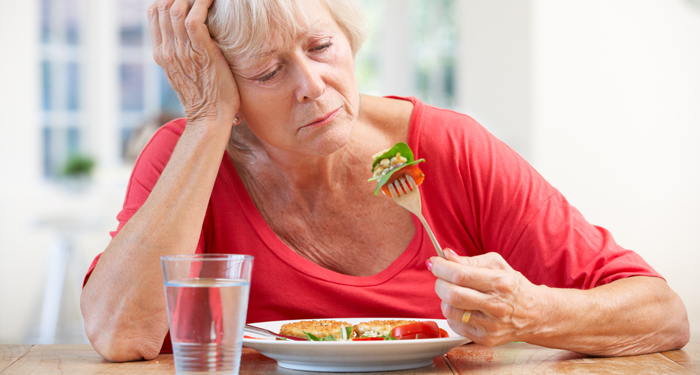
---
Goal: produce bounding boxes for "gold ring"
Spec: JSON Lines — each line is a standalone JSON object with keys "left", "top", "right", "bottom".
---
{"left": 461, "top": 310, "right": 472, "bottom": 324}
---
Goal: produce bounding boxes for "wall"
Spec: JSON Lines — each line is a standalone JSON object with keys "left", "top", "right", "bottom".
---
{"left": 0, "top": 0, "right": 44, "bottom": 344}
{"left": 531, "top": 0, "right": 700, "bottom": 340}
{"left": 456, "top": 0, "right": 534, "bottom": 160}
{"left": 0, "top": 0, "right": 127, "bottom": 344}
{"left": 459, "top": 0, "right": 700, "bottom": 341}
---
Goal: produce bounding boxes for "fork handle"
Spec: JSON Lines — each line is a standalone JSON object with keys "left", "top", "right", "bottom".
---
{"left": 416, "top": 214, "right": 445, "bottom": 258}
{"left": 244, "top": 324, "right": 306, "bottom": 341}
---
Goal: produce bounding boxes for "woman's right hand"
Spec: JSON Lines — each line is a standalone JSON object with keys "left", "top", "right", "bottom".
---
{"left": 148, "top": 0, "right": 240, "bottom": 127}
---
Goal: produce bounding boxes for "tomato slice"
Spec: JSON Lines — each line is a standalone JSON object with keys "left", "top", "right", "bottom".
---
{"left": 439, "top": 328, "right": 449, "bottom": 338}
{"left": 352, "top": 337, "right": 386, "bottom": 341}
{"left": 390, "top": 321, "right": 441, "bottom": 340}
{"left": 380, "top": 164, "right": 425, "bottom": 196}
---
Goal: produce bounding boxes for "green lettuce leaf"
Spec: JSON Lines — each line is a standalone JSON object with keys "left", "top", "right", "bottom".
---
{"left": 303, "top": 332, "right": 321, "bottom": 341}
{"left": 344, "top": 325, "right": 353, "bottom": 339}
{"left": 303, "top": 331, "right": 337, "bottom": 341}
{"left": 370, "top": 142, "right": 415, "bottom": 172}
{"left": 302, "top": 326, "right": 354, "bottom": 341}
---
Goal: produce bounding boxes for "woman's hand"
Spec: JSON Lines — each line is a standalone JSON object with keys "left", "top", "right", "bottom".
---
{"left": 429, "top": 250, "right": 689, "bottom": 356}
{"left": 148, "top": 0, "right": 239, "bottom": 126}
{"left": 429, "top": 249, "right": 546, "bottom": 347}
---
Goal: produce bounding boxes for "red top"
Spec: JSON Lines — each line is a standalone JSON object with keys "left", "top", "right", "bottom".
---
{"left": 84, "top": 97, "right": 662, "bottom": 353}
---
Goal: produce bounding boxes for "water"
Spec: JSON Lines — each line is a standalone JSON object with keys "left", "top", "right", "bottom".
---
{"left": 165, "top": 278, "right": 250, "bottom": 375}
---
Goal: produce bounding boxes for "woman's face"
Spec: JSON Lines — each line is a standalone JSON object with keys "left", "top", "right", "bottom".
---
{"left": 232, "top": 3, "right": 360, "bottom": 158}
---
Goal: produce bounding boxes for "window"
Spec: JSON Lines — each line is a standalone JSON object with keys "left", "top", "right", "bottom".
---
{"left": 118, "top": 0, "right": 184, "bottom": 160}
{"left": 409, "top": 0, "right": 456, "bottom": 108}
{"left": 356, "top": 0, "right": 457, "bottom": 109}
{"left": 40, "top": 0, "right": 85, "bottom": 177}
{"left": 38, "top": 0, "right": 454, "bottom": 175}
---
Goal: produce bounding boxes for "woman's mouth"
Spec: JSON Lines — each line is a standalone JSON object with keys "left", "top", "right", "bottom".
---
{"left": 302, "top": 107, "right": 341, "bottom": 129}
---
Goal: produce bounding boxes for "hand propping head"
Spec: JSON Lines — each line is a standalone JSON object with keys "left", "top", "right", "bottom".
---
{"left": 147, "top": 0, "right": 240, "bottom": 126}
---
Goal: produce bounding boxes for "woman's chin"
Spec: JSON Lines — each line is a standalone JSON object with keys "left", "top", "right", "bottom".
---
{"left": 296, "top": 120, "right": 354, "bottom": 157}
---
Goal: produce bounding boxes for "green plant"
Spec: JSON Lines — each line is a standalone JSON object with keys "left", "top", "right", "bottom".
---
{"left": 62, "top": 154, "right": 95, "bottom": 178}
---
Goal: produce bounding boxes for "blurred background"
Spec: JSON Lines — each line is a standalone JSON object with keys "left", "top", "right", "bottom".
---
{"left": 0, "top": 0, "right": 698, "bottom": 345}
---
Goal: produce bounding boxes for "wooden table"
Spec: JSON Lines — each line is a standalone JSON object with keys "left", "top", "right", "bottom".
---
{"left": 1, "top": 342, "right": 698, "bottom": 374}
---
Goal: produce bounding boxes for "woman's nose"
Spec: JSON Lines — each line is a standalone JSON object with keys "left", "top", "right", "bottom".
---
{"left": 294, "top": 60, "right": 326, "bottom": 102}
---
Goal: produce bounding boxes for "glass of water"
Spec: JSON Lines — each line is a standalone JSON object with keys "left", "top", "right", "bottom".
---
{"left": 161, "top": 254, "right": 254, "bottom": 375}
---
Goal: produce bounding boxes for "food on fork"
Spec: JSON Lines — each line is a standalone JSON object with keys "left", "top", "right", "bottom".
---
{"left": 279, "top": 320, "right": 354, "bottom": 341}
{"left": 368, "top": 142, "right": 425, "bottom": 196}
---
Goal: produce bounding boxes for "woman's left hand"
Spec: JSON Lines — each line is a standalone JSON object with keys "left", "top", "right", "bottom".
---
{"left": 429, "top": 249, "right": 546, "bottom": 346}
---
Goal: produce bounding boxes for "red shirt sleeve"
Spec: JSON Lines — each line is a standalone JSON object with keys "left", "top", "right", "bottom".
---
{"left": 458, "top": 121, "right": 664, "bottom": 289}
{"left": 507, "top": 190, "right": 664, "bottom": 289}
{"left": 411, "top": 100, "right": 662, "bottom": 289}
{"left": 83, "top": 119, "right": 187, "bottom": 285}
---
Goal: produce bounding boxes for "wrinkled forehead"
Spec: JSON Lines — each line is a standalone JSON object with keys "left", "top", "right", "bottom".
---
{"left": 248, "top": 19, "right": 329, "bottom": 59}
{"left": 207, "top": 0, "right": 332, "bottom": 69}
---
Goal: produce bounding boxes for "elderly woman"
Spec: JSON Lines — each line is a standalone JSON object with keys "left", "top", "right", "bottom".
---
{"left": 80, "top": 0, "right": 689, "bottom": 362}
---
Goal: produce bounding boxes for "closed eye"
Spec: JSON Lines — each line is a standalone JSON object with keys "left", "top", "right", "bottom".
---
{"left": 259, "top": 68, "right": 279, "bottom": 82}
{"left": 313, "top": 41, "right": 332, "bottom": 51}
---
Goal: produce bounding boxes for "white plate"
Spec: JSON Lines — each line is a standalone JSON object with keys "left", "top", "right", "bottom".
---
{"left": 242, "top": 318, "right": 470, "bottom": 372}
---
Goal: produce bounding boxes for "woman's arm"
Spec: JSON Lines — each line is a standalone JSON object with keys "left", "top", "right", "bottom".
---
{"left": 430, "top": 250, "right": 690, "bottom": 356}
{"left": 80, "top": 0, "right": 239, "bottom": 362}
{"left": 532, "top": 275, "right": 689, "bottom": 356}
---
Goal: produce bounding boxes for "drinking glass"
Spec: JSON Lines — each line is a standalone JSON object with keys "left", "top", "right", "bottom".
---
{"left": 161, "top": 254, "right": 254, "bottom": 375}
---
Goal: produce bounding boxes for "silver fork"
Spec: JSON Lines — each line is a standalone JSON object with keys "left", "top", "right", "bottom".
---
{"left": 388, "top": 176, "right": 445, "bottom": 258}
{"left": 244, "top": 324, "right": 306, "bottom": 341}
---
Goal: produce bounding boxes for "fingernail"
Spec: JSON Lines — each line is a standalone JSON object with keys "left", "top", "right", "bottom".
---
{"left": 425, "top": 259, "right": 433, "bottom": 271}
{"left": 449, "top": 249, "right": 460, "bottom": 258}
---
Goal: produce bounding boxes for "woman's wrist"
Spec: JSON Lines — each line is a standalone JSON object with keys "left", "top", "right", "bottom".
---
{"left": 517, "top": 284, "right": 580, "bottom": 345}
{"left": 183, "top": 117, "right": 235, "bottom": 147}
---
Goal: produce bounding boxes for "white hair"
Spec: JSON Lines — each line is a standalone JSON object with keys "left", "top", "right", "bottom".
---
{"left": 203, "top": 0, "right": 367, "bottom": 68}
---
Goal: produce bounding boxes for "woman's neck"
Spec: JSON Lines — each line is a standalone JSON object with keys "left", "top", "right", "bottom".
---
{"left": 229, "top": 120, "right": 374, "bottom": 192}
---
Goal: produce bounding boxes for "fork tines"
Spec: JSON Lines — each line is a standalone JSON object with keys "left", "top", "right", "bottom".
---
{"left": 388, "top": 176, "right": 416, "bottom": 197}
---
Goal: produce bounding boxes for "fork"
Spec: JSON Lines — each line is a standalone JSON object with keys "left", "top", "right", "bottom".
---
{"left": 244, "top": 324, "right": 306, "bottom": 341}
{"left": 388, "top": 176, "right": 445, "bottom": 258}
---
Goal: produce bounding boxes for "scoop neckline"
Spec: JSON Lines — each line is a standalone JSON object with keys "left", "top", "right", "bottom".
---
{"left": 220, "top": 96, "right": 425, "bottom": 287}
